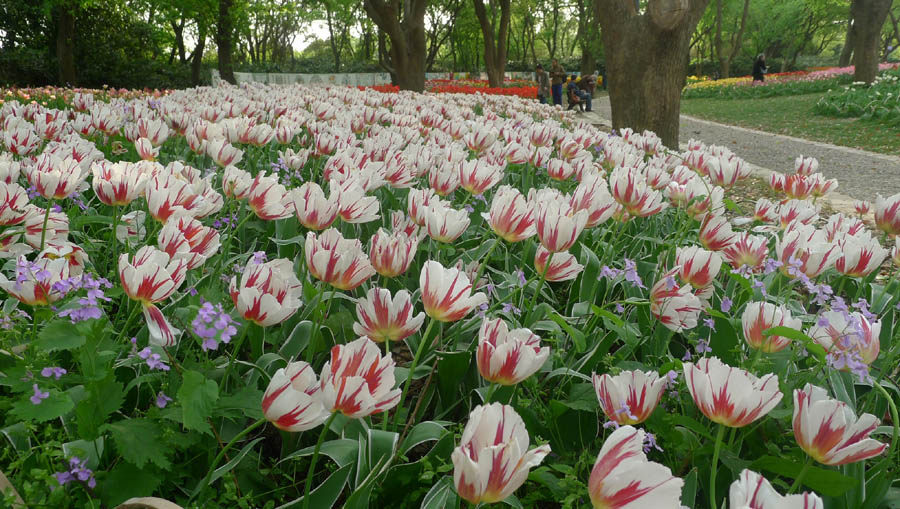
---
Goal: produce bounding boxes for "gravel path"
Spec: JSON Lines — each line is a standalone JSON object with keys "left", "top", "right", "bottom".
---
{"left": 583, "top": 96, "right": 900, "bottom": 202}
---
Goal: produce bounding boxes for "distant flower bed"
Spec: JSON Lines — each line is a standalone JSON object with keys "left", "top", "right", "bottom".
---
{"left": 361, "top": 80, "right": 538, "bottom": 98}
{"left": 814, "top": 67, "right": 900, "bottom": 126}
{"left": 683, "top": 64, "right": 900, "bottom": 99}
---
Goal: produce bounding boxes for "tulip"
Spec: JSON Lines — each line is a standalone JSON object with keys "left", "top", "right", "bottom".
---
{"left": 875, "top": 192, "right": 900, "bottom": 235}
{"left": 134, "top": 137, "right": 159, "bottom": 161}
{"left": 459, "top": 160, "right": 503, "bottom": 194}
{"left": 157, "top": 216, "right": 220, "bottom": 270}
{"left": 892, "top": 236, "right": 900, "bottom": 267}
{"left": 854, "top": 200, "right": 871, "bottom": 217}
{"left": 534, "top": 246, "right": 584, "bottom": 282}
{"left": 529, "top": 125, "right": 554, "bottom": 147}
{"left": 0, "top": 182, "right": 31, "bottom": 226}
{"left": 3, "top": 126, "right": 42, "bottom": 156}
{"left": 530, "top": 146, "right": 551, "bottom": 168}
{"left": 319, "top": 336, "right": 401, "bottom": 418}
{"left": 222, "top": 165, "right": 252, "bottom": 199}
{"left": 390, "top": 210, "right": 422, "bottom": 240}
{"left": 464, "top": 128, "right": 496, "bottom": 154}
{"left": 729, "top": 469, "right": 824, "bottom": 509}
{"left": 570, "top": 173, "right": 617, "bottom": 228}
{"left": 795, "top": 155, "right": 819, "bottom": 175}
{"left": 116, "top": 210, "right": 146, "bottom": 245}
{"left": 809, "top": 173, "right": 838, "bottom": 198}
{"left": 145, "top": 173, "right": 204, "bottom": 223}
{"left": 369, "top": 228, "right": 418, "bottom": 277}
{"left": 476, "top": 318, "right": 549, "bottom": 385}
{"left": 650, "top": 268, "right": 702, "bottom": 332}
{"left": 753, "top": 198, "right": 779, "bottom": 223}
{"left": 684, "top": 356, "right": 782, "bottom": 427}
{"left": 776, "top": 223, "right": 837, "bottom": 280}
{"left": 428, "top": 162, "right": 461, "bottom": 196}
{"left": 333, "top": 179, "right": 380, "bottom": 224}
{"left": 420, "top": 260, "right": 488, "bottom": 322}
{"left": 676, "top": 246, "right": 722, "bottom": 289}
{"left": 742, "top": 302, "right": 802, "bottom": 353}
{"left": 823, "top": 213, "right": 865, "bottom": 243}
{"left": 353, "top": 288, "right": 425, "bottom": 343}
{"left": 39, "top": 240, "right": 88, "bottom": 277}
{"left": 722, "top": 232, "right": 769, "bottom": 272}
{"left": 0, "top": 256, "right": 69, "bottom": 306}
{"left": 136, "top": 117, "right": 170, "bottom": 146}
{"left": 779, "top": 199, "right": 819, "bottom": 229}
{"left": 793, "top": 384, "right": 887, "bottom": 465}
{"left": 547, "top": 158, "right": 575, "bottom": 181}
{"left": 592, "top": 370, "right": 666, "bottom": 426}
{"left": 24, "top": 208, "right": 69, "bottom": 248}
{"left": 452, "top": 403, "right": 550, "bottom": 504}
{"left": 119, "top": 246, "right": 187, "bottom": 346}
{"left": 534, "top": 194, "right": 588, "bottom": 253}
{"left": 206, "top": 138, "right": 243, "bottom": 167}
{"left": 834, "top": 232, "right": 889, "bottom": 277}
{"left": 246, "top": 172, "right": 292, "bottom": 221}
{"left": 505, "top": 142, "right": 530, "bottom": 164}
{"left": 706, "top": 154, "right": 749, "bottom": 188}
{"left": 484, "top": 185, "right": 535, "bottom": 242}
{"left": 588, "top": 425, "right": 684, "bottom": 509}
{"left": 609, "top": 167, "right": 667, "bottom": 218}
{"left": 305, "top": 229, "right": 375, "bottom": 291}
{"left": 807, "top": 310, "right": 880, "bottom": 366}
{"left": 262, "top": 361, "right": 330, "bottom": 432}
{"left": 289, "top": 182, "right": 339, "bottom": 231}
{"left": 408, "top": 187, "right": 448, "bottom": 227}
{"left": 425, "top": 203, "right": 470, "bottom": 243}
{"left": 92, "top": 161, "right": 148, "bottom": 207}
{"left": 782, "top": 174, "right": 816, "bottom": 200}
{"left": 230, "top": 257, "right": 303, "bottom": 327}
{"left": 699, "top": 214, "right": 735, "bottom": 251}
{"left": 26, "top": 154, "right": 86, "bottom": 200}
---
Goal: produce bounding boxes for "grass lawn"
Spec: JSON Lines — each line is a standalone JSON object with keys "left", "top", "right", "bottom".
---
{"left": 681, "top": 93, "right": 900, "bottom": 156}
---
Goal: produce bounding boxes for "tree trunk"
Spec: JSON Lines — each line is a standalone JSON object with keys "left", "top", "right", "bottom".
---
{"left": 594, "top": 0, "right": 710, "bottom": 148}
{"left": 365, "top": 0, "right": 428, "bottom": 92}
{"left": 473, "top": 0, "right": 511, "bottom": 87}
{"left": 851, "top": 0, "right": 892, "bottom": 84}
{"left": 839, "top": 14, "right": 856, "bottom": 67}
{"left": 191, "top": 19, "right": 208, "bottom": 86}
{"left": 217, "top": 0, "right": 236, "bottom": 84}
{"left": 56, "top": 5, "right": 76, "bottom": 85}
{"left": 581, "top": 50, "right": 596, "bottom": 75}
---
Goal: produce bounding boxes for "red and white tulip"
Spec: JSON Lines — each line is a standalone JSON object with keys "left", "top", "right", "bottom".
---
{"left": 353, "top": 288, "right": 425, "bottom": 343}
{"left": 420, "top": 260, "right": 488, "bottom": 322}
{"left": 305, "top": 229, "right": 375, "bottom": 291}
{"left": 476, "top": 318, "right": 549, "bottom": 385}
{"left": 729, "top": 469, "right": 824, "bottom": 509}
{"left": 230, "top": 257, "right": 303, "bottom": 327}
{"left": 319, "top": 336, "right": 401, "bottom": 418}
{"left": 650, "top": 268, "right": 702, "bottom": 332}
{"left": 262, "top": 361, "right": 330, "bottom": 432}
{"left": 742, "top": 302, "right": 802, "bottom": 353}
{"left": 369, "top": 228, "right": 418, "bottom": 277}
{"left": 684, "top": 356, "right": 782, "bottom": 427}
{"left": 534, "top": 246, "right": 584, "bottom": 282}
{"left": 593, "top": 370, "right": 666, "bottom": 426}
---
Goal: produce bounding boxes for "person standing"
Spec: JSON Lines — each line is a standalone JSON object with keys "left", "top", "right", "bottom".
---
{"left": 550, "top": 58, "right": 565, "bottom": 106}
{"left": 752, "top": 54, "right": 768, "bottom": 82}
{"left": 535, "top": 63, "right": 551, "bottom": 104}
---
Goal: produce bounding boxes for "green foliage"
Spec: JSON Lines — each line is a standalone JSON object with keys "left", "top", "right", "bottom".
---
{"left": 814, "top": 68, "right": 900, "bottom": 125}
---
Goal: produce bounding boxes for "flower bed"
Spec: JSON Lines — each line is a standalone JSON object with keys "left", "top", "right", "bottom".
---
{"left": 814, "top": 68, "right": 900, "bottom": 126}
{"left": 0, "top": 82, "right": 898, "bottom": 508}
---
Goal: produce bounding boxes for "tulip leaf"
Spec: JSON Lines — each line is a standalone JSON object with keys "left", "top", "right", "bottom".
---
{"left": 420, "top": 475, "right": 458, "bottom": 509}
{"left": 278, "top": 439, "right": 360, "bottom": 469}
{"left": 750, "top": 455, "right": 858, "bottom": 497}
{"left": 549, "top": 312, "right": 586, "bottom": 352}
{"left": 762, "top": 326, "right": 826, "bottom": 360}
{"left": 275, "top": 464, "right": 352, "bottom": 509}
{"left": 576, "top": 244, "right": 601, "bottom": 303}
{"left": 681, "top": 468, "right": 699, "bottom": 508}
{"left": 666, "top": 414, "right": 715, "bottom": 441}
{"left": 210, "top": 437, "right": 263, "bottom": 484}
{"left": 280, "top": 320, "right": 313, "bottom": 359}
{"left": 400, "top": 421, "right": 448, "bottom": 456}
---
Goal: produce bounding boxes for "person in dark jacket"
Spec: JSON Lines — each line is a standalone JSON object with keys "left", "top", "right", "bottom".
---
{"left": 535, "top": 64, "right": 551, "bottom": 104}
{"left": 550, "top": 59, "right": 566, "bottom": 106}
{"left": 566, "top": 75, "right": 584, "bottom": 112}
{"left": 752, "top": 54, "right": 768, "bottom": 82}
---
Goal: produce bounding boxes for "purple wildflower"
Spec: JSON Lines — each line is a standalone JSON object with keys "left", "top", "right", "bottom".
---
{"left": 515, "top": 269, "right": 527, "bottom": 287}
{"left": 476, "top": 302, "right": 489, "bottom": 319}
{"left": 751, "top": 279, "right": 768, "bottom": 297}
{"left": 41, "top": 367, "right": 67, "bottom": 380}
{"left": 643, "top": 433, "right": 663, "bottom": 453}
{"left": 54, "top": 457, "right": 96, "bottom": 489}
{"left": 155, "top": 391, "right": 173, "bottom": 409}
{"left": 720, "top": 297, "right": 733, "bottom": 313}
{"left": 623, "top": 259, "right": 645, "bottom": 289}
{"left": 191, "top": 302, "right": 239, "bottom": 351}
{"left": 502, "top": 302, "right": 521, "bottom": 316}
{"left": 30, "top": 384, "right": 49, "bottom": 405}
{"left": 762, "top": 258, "right": 783, "bottom": 275}
{"left": 615, "top": 403, "right": 638, "bottom": 422}
{"left": 682, "top": 350, "right": 692, "bottom": 361}
{"left": 696, "top": 338, "right": 712, "bottom": 354}
{"left": 251, "top": 251, "right": 267, "bottom": 265}
{"left": 603, "top": 420, "right": 620, "bottom": 430}
{"left": 463, "top": 204, "right": 475, "bottom": 213}
{"left": 598, "top": 265, "right": 623, "bottom": 280}
{"left": 703, "top": 318, "right": 716, "bottom": 331}
{"left": 615, "top": 303, "right": 625, "bottom": 313}
{"left": 137, "top": 347, "right": 170, "bottom": 371}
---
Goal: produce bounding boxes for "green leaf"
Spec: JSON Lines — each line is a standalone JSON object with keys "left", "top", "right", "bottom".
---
{"left": 178, "top": 370, "right": 219, "bottom": 434}
{"left": 210, "top": 437, "right": 263, "bottom": 484}
{"left": 681, "top": 468, "right": 698, "bottom": 508}
{"left": 11, "top": 390, "right": 74, "bottom": 423}
{"left": 763, "top": 326, "right": 825, "bottom": 360}
{"left": 278, "top": 439, "right": 360, "bottom": 469}
{"left": 400, "top": 421, "right": 447, "bottom": 456}
{"left": 559, "top": 383, "right": 598, "bottom": 413}
{"left": 548, "top": 312, "right": 586, "bottom": 352}
{"left": 75, "top": 378, "right": 125, "bottom": 440}
{"left": 34, "top": 319, "right": 86, "bottom": 352}
{"left": 102, "top": 418, "right": 170, "bottom": 469}
{"left": 275, "top": 464, "right": 352, "bottom": 509}
{"left": 102, "top": 461, "right": 162, "bottom": 507}
{"left": 751, "top": 455, "right": 858, "bottom": 497}
{"left": 420, "top": 475, "right": 458, "bottom": 509}
{"left": 216, "top": 385, "right": 264, "bottom": 420}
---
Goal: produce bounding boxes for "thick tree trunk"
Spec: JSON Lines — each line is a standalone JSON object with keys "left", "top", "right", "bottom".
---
{"left": 191, "top": 20, "right": 208, "bottom": 86}
{"left": 851, "top": 0, "right": 892, "bottom": 84}
{"left": 56, "top": 5, "right": 76, "bottom": 85}
{"left": 595, "top": 0, "right": 709, "bottom": 148}
{"left": 217, "top": 0, "right": 236, "bottom": 84}
{"left": 839, "top": 14, "right": 856, "bottom": 67}
{"left": 365, "top": 0, "right": 428, "bottom": 92}
{"left": 473, "top": 0, "right": 511, "bottom": 87}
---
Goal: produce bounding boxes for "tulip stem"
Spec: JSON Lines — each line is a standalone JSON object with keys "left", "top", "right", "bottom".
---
{"left": 111, "top": 205, "right": 120, "bottom": 277}
{"left": 307, "top": 285, "right": 333, "bottom": 364}
{"left": 303, "top": 412, "right": 338, "bottom": 509}
{"left": 38, "top": 200, "right": 52, "bottom": 252}
{"left": 222, "top": 323, "right": 251, "bottom": 390}
{"left": 529, "top": 251, "right": 554, "bottom": 314}
{"left": 484, "top": 383, "right": 498, "bottom": 403}
{"left": 788, "top": 457, "right": 812, "bottom": 494}
{"left": 709, "top": 424, "right": 726, "bottom": 509}
{"left": 473, "top": 238, "right": 501, "bottom": 290}
{"left": 394, "top": 318, "right": 437, "bottom": 430}
{"left": 114, "top": 302, "right": 142, "bottom": 344}
{"left": 191, "top": 417, "right": 265, "bottom": 502}
{"left": 872, "top": 381, "right": 899, "bottom": 460}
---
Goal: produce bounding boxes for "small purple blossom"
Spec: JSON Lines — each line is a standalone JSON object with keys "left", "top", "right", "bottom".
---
{"left": 615, "top": 403, "right": 638, "bottom": 422}
{"left": 53, "top": 457, "right": 96, "bottom": 490}
{"left": 665, "top": 276, "right": 677, "bottom": 290}
{"left": 30, "top": 384, "right": 49, "bottom": 405}
{"left": 136, "top": 347, "right": 170, "bottom": 371}
{"left": 476, "top": 302, "right": 489, "bottom": 319}
{"left": 603, "top": 420, "right": 620, "bottom": 430}
{"left": 501, "top": 302, "right": 521, "bottom": 316}
{"left": 615, "top": 303, "right": 625, "bottom": 313}
{"left": 515, "top": 269, "right": 526, "bottom": 287}
{"left": 41, "top": 367, "right": 67, "bottom": 380}
{"left": 463, "top": 204, "right": 475, "bottom": 214}
{"left": 192, "top": 302, "right": 239, "bottom": 352}
{"left": 54, "top": 273, "right": 113, "bottom": 324}
{"left": 623, "top": 259, "right": 645, "bottom": 289}
{"left": 251, "top": 251, "right": 267, "bottom": 265}
{"left": 817, "top": 315, "right": 830, "bottom": 327}
{"left": 155, "top": 391, "right": 173, "bottom": 409}
{"left": 720, "top": 297, "right": 733, "bottom": 313}
{"left": 682, "top": 350, "right": 692, "bottom": 361}
{"left": 643, "top": 433, "right": 663, "bottom": 453}
{"left": 751, "top": 279, "right": 768, "bottom": 297}
{"left": 763, "top": 258, "right": 783, "bottom": 275}
{"left": 703, "top": 318, "right": 716, "bottom": 331}
{"left": 696, "top": 338, "right": 712, "bottom": 354}
{"left": 598, "top": 265, "right": 623, "bottom": 280}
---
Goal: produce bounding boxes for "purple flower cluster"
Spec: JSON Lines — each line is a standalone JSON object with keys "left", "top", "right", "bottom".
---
{"left": 68, "top": 191, "right": 88, "bottom": 211}
{"left": 30, "top": 384, "right": 49, "bottom": 405}
{"left": 597, "top": 258, "right": 644, "bottom": 289}
{"left": 501, "top": 302, "right": 521, "bottom": 316}
{"left": 41, "top": 366, "right": 66, "bottom": 379}
{"left": 136, "top": 346, "right": 170, "bottom": 371}
{"left": 14, "top": 258, "right": 51, "bottom": 290}
{"left": 643, "top": 433, "right": 663, "bottom": 453}
{"left": 213, "top": 212, "right": 239, "bottom": 230}
{"left": 53, "top": 273, "right": 113, "bottom": 323}
{"left": 54, "top": 457, "right": 97, "bottom": 489}
{"left": 192, "top": 301, "right": 239, "bottom": 351}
